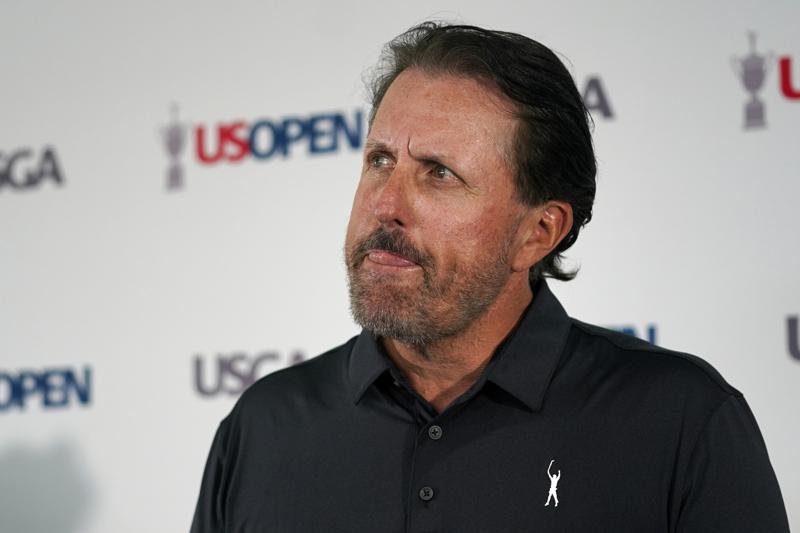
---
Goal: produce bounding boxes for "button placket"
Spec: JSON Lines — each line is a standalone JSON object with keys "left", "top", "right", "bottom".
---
{"left": 407, "top": 415, "right": 452, "bottom": 531}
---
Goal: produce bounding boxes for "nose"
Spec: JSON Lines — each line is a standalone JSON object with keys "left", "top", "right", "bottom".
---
{"left": 372, "top": 164, "right": 413, "bottom": 229}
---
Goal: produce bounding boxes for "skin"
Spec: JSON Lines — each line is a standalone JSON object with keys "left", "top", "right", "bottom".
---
{"left": 345, "top": 68, "right": 572, "bottom": 413}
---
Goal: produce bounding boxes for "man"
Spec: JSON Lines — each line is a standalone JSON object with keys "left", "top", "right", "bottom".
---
{"left": 191, "top": 22, "right": 789, "bottom": 532}
{"left": 545, "top": 460, "right": 560, "bottom": 508}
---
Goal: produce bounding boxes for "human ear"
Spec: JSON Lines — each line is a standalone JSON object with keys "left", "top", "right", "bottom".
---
{"left": 510, "top": 201, "right": 573, "bottom": 273}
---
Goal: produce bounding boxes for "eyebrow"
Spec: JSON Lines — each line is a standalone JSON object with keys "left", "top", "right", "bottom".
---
{"left": 364, "top": 139, "right": 392, "bottom": 153}
{"left": 364, "top": 138, "right": 458, "bottom": 172}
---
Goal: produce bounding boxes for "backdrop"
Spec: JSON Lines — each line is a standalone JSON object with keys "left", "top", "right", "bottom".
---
{"left": 1, "top": 1, "right": 798, "bottom": 531}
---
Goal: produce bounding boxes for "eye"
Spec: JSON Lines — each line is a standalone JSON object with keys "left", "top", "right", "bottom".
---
{"left": 431, "top": 163, "right": 457, "bottom": 181}
{"left": 368, "top": 153, "right": 392, "bottom": 169}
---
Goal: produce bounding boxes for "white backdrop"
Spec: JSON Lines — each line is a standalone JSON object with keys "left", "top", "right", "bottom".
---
{"left": 1, "top": 1, "right": 798, "bottom": 531}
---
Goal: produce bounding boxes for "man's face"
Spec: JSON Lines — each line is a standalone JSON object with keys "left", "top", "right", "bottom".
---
{"left": 345, "top": 68, "right": 527, "bottom": 347}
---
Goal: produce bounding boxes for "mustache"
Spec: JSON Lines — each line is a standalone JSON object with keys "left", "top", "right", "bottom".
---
{"left": 350, "top": 228, "right": 432, "bottom": 270}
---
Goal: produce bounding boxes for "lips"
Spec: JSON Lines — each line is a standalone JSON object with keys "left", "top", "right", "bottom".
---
{"left": 366, "top": 250, "right": 418, "bottom": 267}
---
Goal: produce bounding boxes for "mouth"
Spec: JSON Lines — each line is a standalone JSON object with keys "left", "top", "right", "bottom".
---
{"left": 348, "top": 228, "right": 429, "bottom": 274}
{"left": 366, "top": 250, "right": 419, "bottom": 268}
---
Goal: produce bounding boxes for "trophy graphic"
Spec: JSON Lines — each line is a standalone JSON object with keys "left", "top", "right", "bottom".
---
{"left": 732, "top": 32, "right": 774, "bottom": 129}
{"left": 162, "top": 104, "right": 189, "bottom": 190}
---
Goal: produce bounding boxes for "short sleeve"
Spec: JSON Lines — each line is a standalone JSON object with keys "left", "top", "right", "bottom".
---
{"left": 676, "top": 394, "right": 790, "bottom": 532}
{"left": 190, "top": 418, "right": 231, "bottom": 533}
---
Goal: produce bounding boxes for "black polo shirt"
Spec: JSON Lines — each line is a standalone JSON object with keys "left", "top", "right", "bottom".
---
{"left": 190, "top": 281, "right": 789, "bottom": 532}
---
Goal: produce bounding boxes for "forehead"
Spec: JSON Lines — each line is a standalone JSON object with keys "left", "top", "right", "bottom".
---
{"left": 369, "top": 69, "right": 516, "bottom": 165}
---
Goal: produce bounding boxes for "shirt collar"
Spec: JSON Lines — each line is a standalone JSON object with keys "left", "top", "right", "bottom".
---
{"left": 484, "top": 280, "right": 572, "bottom": 411}
{"left": 347, "top": 280, "right": 572, "bottom": 412}
{"left": 348, "top": 330, "right": 393, "bottom": 404}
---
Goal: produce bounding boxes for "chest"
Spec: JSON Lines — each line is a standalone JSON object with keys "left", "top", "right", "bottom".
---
{"left": 224, "top": 401, "right": 680, "bottom": 533}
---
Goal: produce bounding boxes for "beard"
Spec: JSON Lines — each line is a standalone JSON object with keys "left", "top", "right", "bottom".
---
{"left": 345, "top": 227, "right": 514, "bottom": 350}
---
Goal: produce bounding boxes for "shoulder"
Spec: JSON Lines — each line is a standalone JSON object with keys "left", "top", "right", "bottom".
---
{"left": 229, "top": 336, "right": 358, "bottom": 422}
{"left": 563, "top": 319, "right": 740, "bottom": 408}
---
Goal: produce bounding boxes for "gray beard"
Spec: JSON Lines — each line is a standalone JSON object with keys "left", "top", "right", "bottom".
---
{"left": 345, "top": 228, "right": 514, "bottom": 350}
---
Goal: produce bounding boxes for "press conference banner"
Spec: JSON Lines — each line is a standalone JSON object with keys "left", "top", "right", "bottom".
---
{"left": 1, "top": 1, "right": 798, "bottom": 531}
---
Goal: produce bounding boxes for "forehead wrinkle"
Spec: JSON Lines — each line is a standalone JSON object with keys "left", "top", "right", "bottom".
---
{"left": 371, "top": 69, "right": 517, "bottom": 176}
{"left": 416, "top": 94, "right": 514, "bottom": 169}
{"left": 406, "top": 127, "right": 509, "bottom": 178}
{"left": 407, "top": 143, "right": 447, "bottom": 162}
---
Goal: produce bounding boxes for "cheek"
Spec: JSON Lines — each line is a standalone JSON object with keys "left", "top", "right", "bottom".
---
{"left": 424, "top": 216, "right": 490, "bottom": 264}
{"left": 435, "top": 209, "right": 515, "bottom": 264}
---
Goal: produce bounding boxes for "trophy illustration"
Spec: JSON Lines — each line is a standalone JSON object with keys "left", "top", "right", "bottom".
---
{"left": 731, "top": 32, "right": 774, "bottom": 129}
{"left": 162, "top": 104, "right": 189, "bottom": 190}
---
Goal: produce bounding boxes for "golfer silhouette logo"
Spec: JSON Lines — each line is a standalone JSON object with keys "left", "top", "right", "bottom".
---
{"left": 544, "top": 459, "right": 561, "bottom": 507}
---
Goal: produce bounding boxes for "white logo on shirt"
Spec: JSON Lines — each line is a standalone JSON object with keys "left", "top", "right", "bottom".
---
{"left": 545, "top": 459, "right": 560, "bottom": 507}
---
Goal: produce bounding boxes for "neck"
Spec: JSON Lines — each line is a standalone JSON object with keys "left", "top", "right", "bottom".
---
{"left": 382, "top": 275, "right": 533, "bottom": 413}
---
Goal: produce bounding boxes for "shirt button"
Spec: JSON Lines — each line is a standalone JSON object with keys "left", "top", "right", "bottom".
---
{"left": 428, "top": 425, "right": 443, "bottom": 440}
{"left": 419, "top": 486, "right": 434, "bottom": 501}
